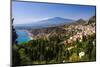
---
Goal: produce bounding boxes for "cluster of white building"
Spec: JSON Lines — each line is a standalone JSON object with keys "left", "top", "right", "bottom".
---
{"left": 63, "top": 24, "right": 95, "bottom": 45}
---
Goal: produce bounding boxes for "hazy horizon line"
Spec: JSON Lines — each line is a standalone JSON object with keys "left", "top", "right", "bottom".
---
{"left": 13, "top": 16, "right": 94, "bottom": 25}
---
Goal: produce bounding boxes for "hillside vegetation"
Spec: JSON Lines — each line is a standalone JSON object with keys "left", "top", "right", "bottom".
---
{"left": 12, "top": 16, "right": 96, "bottom": 66}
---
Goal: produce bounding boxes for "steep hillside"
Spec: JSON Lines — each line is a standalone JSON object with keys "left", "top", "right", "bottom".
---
{"left": 88, "top": 16, "right": 96, "bottom": 24}
{"left": 13, "top": 16, "right": 96, "bottom": 65}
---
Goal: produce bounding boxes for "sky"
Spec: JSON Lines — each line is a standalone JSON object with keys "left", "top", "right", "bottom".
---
{"left": 12, "top": 1, "right": 96, "bottom": 24}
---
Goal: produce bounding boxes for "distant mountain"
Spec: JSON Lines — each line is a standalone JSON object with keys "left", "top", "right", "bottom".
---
{"left": 15, "top": 17, "right": 74, "bottom": 29}
{"left": 36, "top": 17, "right": 73, "bottom": 25}
{"left": 73, "top": 19, "right": 86, "bottom": 25}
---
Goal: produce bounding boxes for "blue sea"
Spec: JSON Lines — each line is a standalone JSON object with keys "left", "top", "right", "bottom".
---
{"left": 16, "top": 30, "right": 30, "bottom": 44}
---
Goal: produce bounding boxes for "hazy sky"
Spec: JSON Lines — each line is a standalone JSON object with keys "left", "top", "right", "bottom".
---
{"left": 12, "top": 1, "right": 96, "bottom": 24}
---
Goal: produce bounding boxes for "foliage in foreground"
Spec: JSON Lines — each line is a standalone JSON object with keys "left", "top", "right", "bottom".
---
{"left": 13, "top": 33, "right": 96, "bottom": 66}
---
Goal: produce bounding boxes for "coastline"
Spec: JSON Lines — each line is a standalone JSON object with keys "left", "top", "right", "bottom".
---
{"left": 25, "top": 30, "right": 33, "bottom": 40}
{"left": 16, "top": 30, "right": 33, "bottom": 44}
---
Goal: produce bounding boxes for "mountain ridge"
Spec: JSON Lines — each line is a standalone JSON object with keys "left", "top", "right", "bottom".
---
{"left": 15, "top": 17, "right": 74, "bottom": 28}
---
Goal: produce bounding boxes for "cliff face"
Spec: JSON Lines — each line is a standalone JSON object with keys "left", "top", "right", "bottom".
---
{"left": 88, "top": 16, "right": 96, "bottom": 24}
{"left": 12, "top": 18, "right": 21, "bottom": 66}
{"left": 12, "top": 18, "right": 18, "bottom": 45}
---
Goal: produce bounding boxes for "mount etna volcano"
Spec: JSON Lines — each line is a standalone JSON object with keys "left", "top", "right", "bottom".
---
{"left": 15, "top": 17, "right": 74, "bottom": 29}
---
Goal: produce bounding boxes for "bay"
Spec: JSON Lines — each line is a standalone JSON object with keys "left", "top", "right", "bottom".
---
{"left": 16, "top": 30, "right": 31, "bottom": 44}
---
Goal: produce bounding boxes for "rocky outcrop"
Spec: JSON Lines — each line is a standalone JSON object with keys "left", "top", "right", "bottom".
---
{"left": 88, "top": 16, "right": 96, "bottom": 24}
{"left": 12, "top": 18, "right": 21, "bottom": 66}
{"left": 12, "top": 18, "right": 18, "bottom": 45}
